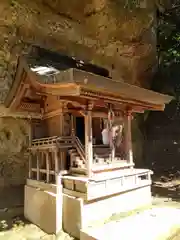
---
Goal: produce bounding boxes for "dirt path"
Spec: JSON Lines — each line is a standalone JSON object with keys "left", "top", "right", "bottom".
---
{"left": 0, "top": 216, "right": 74, "bottom": 240}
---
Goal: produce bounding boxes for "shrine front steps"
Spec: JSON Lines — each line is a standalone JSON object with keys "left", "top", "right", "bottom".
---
{"left": 68, "top": 148, "right": 85, "bottom": 168}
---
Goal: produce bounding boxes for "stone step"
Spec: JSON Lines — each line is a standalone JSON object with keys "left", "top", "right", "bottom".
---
{"left": 71, "top": 152, "right": 79, "bottom": 156}
{"left": 57, "top": 143, "right": 73, "bottom": 148}
{"left": 74, "top": 158, "right": 83, "bottom": 163}
{"left": 70, "top": 151, "right": 78, "bottom": 156}
{"left": 69, "top": 149, "right": 76, "bottom": 153}
{"left": 80, "top": 207, "right": 180, "bottom": 240}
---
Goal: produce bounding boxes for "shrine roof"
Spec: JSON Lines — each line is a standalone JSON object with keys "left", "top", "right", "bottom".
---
{"left": 4, "top": 47, "right": 173, "bottom": 111}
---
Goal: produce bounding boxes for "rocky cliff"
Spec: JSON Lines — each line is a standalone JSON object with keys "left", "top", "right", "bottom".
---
{"left": 0, "top": 0, "right": 157, "bottom": 201}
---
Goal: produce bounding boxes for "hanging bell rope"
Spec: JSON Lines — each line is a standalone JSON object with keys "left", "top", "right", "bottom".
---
{"left": 107, "top": 104, "right": 115, "bottom": 148}
{"left": 107, "top": 104, "right": 115, "bottom": 128}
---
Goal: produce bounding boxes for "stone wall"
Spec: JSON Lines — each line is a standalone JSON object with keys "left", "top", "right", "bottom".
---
{"left": 0, "top": 0, "right": 158, "bottom": 205}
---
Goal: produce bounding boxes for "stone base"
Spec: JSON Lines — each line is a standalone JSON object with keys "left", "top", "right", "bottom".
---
{"left": 24, "top": 179, "right": 62, "bottom": 234}
{"left": 62, "top": 168, "right": 152, "bottom": 201}
{"left": 63, "top": 185, "right": 152, "bottom": 239}
{"left": 24, "top": 178, "right": 151, "bottom": 239}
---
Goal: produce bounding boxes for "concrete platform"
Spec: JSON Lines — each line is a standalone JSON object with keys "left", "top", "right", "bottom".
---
{"left": 24, "top": 180, "right": 62, "bottom": 235}
{"left": 81, "top": 207, "right": 180, "bottom": 240}
{"left": 24, "top": 178, "right": 152, "bottom": 239}
{"left": 63, "top": 185, "right": 152, "bottom": 239}
{"left": 62, "top": 168, "right": 152, "bottom": 201}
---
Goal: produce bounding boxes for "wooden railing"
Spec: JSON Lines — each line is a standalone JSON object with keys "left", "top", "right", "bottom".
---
{"left": 28, "top": 136, "right": 74, "bottom": 183}
{"left": 29, "top": 135, "right": 86, "bottom": 181}
{"left": 30, "top": 136, "right": 73, "bottom": 150}
{"left": 30, "top": 136, "right": 84, "bottom": 162}
{"left": 74, "top": 137, "right": 85, "bottom": 163}
{"left": 28, "top": 149, "right": 57, "bottom": 183}
{"left": 31, "top": 136, "right": 58, "bottom": 146}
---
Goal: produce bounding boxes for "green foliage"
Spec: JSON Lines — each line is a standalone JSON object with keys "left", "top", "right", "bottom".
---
{"left": 158, "top": 12, "right": 180, "bottom": 65}
{"left": 157, "top": 1, "right": 180, "bottom": 94}
{"left": 125, "top": 0, "right": 140, "bottom": 9}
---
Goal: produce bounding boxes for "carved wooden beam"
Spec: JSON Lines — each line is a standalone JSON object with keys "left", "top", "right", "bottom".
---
{"left": 0, "top": 104, "right": 42, "bottom": 119}
{"left": 58, "top": 98, "right": 86, "bottom": 109}
{"left": 80, "top": 89, "right": 165, "bottom": 111}
{"left": 19, "top": 102, "right": 41, "bottom": 112}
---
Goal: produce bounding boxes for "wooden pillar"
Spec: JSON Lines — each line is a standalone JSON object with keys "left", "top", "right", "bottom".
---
{"left": 71, "top": 114, "right": 75, "bottom": 137}
{"left": 55, "top": 148, "right": 62, "bottom": 233}
{"left": 37, "top": 151, "right": 40, "bottom": 180}
{"left": 59, "top": 102, "right": 67, "bottom": 172}
{"left": 28, "top": 119, "right": 32, "bottom": 179}
{"left": 28, "top": 153, "right": 32, "bottom": 179}
{"left": 56, "top": 172, "right": 62, "bottom": 233}
{"left": 54, "top": 147, "right": 62, "bottom": 232}
{"left": 111, "top": 142, "right": 116, "bottom": 162}
{"left": 110, "top": 124, "right": 116, "bottom": 163}
{"left": 46, "top": 151, "right": 50, "bottom": 183}
{"left": 54, "top": 104, "right": 64, "bottom": 233}
{"left": 59, "top": 114, "right": 64, "bottom": 136}
{"left": 54, "top": 149, "right": 59, "bottom": 174}
{"left": 85, "top": 102, "right": 93, "bottom": 178}
{"left": 124, "top": 110, "right": 133, "bottom": 165}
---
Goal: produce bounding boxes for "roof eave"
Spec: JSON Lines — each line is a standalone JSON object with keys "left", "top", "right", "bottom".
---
{"left": 4, "top": 57, "right": 27, "bottom": 108}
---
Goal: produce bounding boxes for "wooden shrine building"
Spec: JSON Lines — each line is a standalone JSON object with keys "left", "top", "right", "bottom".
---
{"left": 4, "top": 47, "right": 173, "bottom": 239}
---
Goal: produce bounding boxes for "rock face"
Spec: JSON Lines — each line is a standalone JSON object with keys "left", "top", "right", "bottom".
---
{"left": 0, "top": 0, "right": 157, "bottom": 99}
{"left": 0, "top": 117, "right": 29, "bottom": 187}
{"left": 0, "top": 0, "right": 157, "bottom": 203}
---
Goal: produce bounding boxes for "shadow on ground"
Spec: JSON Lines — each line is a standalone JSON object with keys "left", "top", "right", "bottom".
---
{"left": 0, "top": 214, "right": 74, "bottom": 239}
